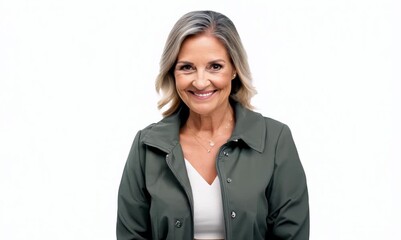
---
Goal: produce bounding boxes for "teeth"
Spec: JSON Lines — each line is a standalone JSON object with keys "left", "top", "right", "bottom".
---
{"left": 194, "top": 92, "right": 213, "bottom": 97}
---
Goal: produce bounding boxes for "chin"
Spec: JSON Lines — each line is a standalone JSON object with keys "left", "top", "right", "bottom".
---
{"left": 187, "top": 105, "right": 217, "bottom": 116}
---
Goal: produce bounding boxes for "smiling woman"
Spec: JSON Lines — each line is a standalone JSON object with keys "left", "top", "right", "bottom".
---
{"left": 174, "top": 34, "right": 236, "bottom": 116}
{"left": 117, "top": 10, "right": 309, "bottom": 240}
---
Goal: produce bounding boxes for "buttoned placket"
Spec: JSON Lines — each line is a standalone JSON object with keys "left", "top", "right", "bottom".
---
{"left": 165, "top": 151, "right": 195, "bottom": 239}
{"left": 216, "top": 143, "right": 236, "bottom": 240}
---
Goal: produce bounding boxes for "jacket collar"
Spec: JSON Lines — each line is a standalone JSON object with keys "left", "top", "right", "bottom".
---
{"left": 141, "top": 101, "right": 266, "bottom": 153}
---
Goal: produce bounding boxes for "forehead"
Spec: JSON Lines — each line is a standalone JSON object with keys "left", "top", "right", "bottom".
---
{"left": 177, "top": 34, "right": 230, "bottom": 61}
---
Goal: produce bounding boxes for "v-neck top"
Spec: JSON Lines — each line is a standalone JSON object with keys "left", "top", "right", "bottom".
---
{"left": 184, "top": 159, "right": 225, "bottom": 240}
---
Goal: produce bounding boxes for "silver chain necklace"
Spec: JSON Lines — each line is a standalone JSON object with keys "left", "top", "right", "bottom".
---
{"left": 187, "top": 113, "right": 233, "bottom": 153}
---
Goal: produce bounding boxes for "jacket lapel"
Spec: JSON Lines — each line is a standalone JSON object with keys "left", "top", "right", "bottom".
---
{"left": 141, "top": 107, "right": 193, "bottom": 208}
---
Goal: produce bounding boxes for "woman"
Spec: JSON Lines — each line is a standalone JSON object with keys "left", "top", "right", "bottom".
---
{"left": 117, "top": 10, "right": 309, "bottom": 240}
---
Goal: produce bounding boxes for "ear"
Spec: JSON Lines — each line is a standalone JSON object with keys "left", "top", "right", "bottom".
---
{"left": 232, "top": 71, "right": 237, "bottom": 80}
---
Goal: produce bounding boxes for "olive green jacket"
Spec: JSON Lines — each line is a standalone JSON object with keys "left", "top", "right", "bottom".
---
{"left": 117, "top": 102, "right": 309, "bottom": 239}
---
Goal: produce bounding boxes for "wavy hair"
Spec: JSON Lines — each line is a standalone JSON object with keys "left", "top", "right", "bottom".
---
{"left": 155, "top": 10, "right": 256, "bottom": 116}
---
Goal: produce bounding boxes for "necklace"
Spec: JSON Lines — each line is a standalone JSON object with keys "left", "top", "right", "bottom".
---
{"left": 186, "top": 111, "right": 233, "bottom": 153}
{"left": 190, "top": 132, "right": 213, "bottom": 153}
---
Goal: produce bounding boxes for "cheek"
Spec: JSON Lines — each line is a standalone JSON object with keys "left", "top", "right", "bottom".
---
{"left": 174, "top": 71, "right": 188, "bottom": 83}
{"left": 174, "top": 75, "right": 189, "bottom": 100}
{"left": 174, "top": 75, "right": 185, "bottom": 91}
{"left": 213, "top": 74, "right": 233, "bottom": 89}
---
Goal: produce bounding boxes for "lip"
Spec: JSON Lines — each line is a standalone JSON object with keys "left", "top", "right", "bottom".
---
{"left": 189, "top": 90, "right": 216, "bottom": 100}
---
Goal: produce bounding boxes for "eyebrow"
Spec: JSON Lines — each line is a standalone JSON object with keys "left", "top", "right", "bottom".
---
{"left": 175, "top": 61, "right": 192, "bottom": 65}
{"left": 176, "top": 59, "right": 226, "bottom": 65}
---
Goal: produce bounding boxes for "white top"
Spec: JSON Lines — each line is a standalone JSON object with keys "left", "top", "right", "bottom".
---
{"left": 184, "top": 159, "right": 225, "bottom": 240}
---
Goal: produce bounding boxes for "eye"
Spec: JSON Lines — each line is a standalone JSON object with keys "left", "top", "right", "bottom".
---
{"left": 178, "top": 64, "right": 194, "bottom": 71}
{"left": 209, "top": 63, "right": 223, "bottom": 71}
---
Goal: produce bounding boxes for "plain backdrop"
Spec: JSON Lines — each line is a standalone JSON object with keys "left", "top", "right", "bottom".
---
{"left": 1, "top": 0, "right": 400, "bottom": 239}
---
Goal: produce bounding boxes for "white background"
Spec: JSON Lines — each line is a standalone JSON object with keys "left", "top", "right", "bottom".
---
{"left": 1, "top": 0, "right": 400, "bottom": 239}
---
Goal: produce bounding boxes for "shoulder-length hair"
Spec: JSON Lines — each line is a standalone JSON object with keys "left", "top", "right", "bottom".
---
{"left": 155, "top": 10, "right": 257, "bottom": 117}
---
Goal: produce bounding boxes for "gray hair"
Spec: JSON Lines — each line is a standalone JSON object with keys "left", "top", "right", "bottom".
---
{"left": 155, "top": 10, "right": 256, "bottom": 116}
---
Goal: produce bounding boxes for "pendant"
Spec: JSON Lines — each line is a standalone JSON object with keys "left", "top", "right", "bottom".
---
{"left": 209, "top": 140, "right": 215, "bottom": 147}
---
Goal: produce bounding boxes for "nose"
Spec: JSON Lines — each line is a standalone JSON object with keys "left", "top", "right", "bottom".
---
{"left": 192, "top": 71, "right": 210, "bottom": 90}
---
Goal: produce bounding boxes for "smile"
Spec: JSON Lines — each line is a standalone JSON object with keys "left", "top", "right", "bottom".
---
{"left": 194, "top": 92, "right": 213, "bottom": 97}
{"left": 189, "top": 90, "right": 216, "bottom": 99}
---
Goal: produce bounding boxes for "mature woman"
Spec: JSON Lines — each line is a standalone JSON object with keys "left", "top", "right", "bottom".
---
{"left": 117, "top": 10, "right": 309, "bottom": 240}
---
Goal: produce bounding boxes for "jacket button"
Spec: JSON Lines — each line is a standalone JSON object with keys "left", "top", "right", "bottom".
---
{"left": 175, "top": 220, "right": 182, "bottom": 228}
{"left": 227, "top": 178, "right": 232, "bottom": 183}
{"left": 223, "top": 151, "right": 229, "bottom": 157}
{"left": 231, "top": 211, "right": 236, "bottom": 219}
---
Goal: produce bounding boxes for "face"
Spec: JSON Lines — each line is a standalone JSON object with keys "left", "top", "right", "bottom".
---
{"left": 174, "top": 34, "right": 236, "bottom": 116}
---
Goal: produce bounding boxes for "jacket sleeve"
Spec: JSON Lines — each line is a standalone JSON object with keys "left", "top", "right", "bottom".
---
{"left": 117, "top": 131, "right": 152, "bottom": 240}
{"left": 266, "top": 124, "right": 309, "bottom": 240}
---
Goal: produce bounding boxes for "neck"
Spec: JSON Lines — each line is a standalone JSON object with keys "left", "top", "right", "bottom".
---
{"left": 186, "top": 103, "right": 234, "bottom": 137}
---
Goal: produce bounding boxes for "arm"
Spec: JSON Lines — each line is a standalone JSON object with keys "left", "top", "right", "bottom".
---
{"left": 266, "top": 125, "right": 309, "bottom": 240}
{"left": 117, "top": 131, "right": 152, "bottom": 240}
